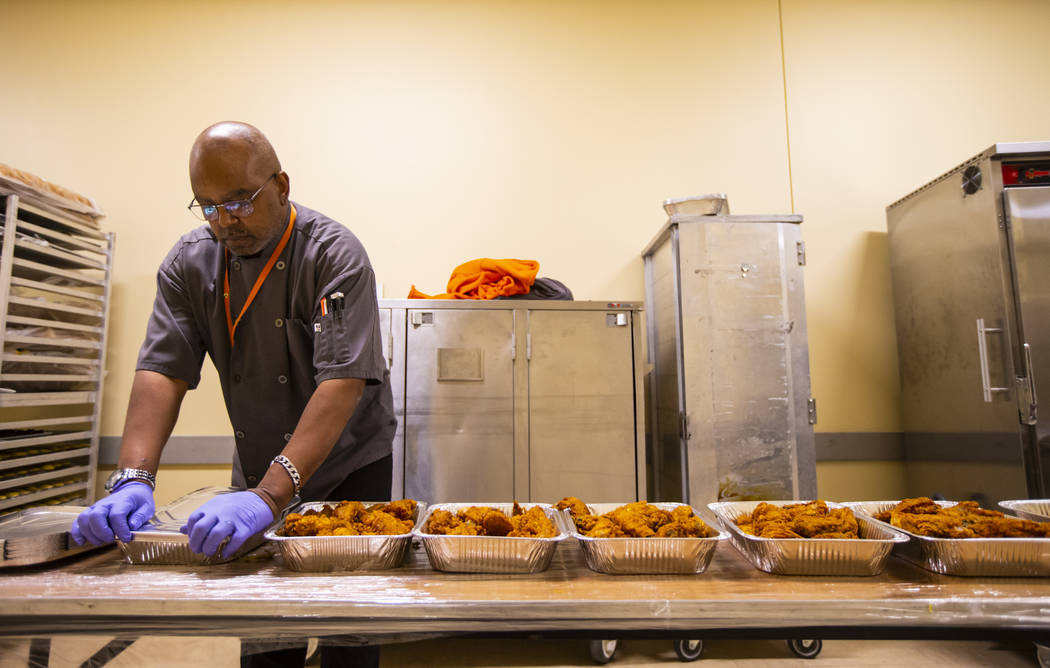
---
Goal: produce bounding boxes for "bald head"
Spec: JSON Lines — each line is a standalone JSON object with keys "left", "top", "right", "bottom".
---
{"left": 190, "top": 121, "right": 281, "bottom": 185}
{"left": 189, "top": 121, "right": 291, "bottom": 256}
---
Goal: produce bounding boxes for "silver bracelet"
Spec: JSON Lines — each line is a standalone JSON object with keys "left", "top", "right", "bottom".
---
{"left": 271, "top": 454, "right": 302, "bottom": 496}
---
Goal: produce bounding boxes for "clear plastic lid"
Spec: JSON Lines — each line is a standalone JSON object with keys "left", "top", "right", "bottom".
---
{"left": 146, "top": 486, "right": 243, "bottom": 532}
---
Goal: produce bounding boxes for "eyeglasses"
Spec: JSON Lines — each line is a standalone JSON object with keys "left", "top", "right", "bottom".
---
{"left": 187, "top": 173, "right": 277, "bottom": 222}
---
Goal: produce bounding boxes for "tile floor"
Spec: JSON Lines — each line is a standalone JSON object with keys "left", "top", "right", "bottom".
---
{"left": 0, "top": 636, "right": 1042, "bottom": 667}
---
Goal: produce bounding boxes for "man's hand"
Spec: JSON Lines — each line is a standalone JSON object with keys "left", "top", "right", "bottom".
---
{"left": 71, "top": 482, "right": 155, "bottom": 545}
{"left": 180, "top": 491, "right": 274, "bottom": 559}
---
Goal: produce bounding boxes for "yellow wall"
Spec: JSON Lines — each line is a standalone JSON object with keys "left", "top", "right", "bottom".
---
{"left": 4, "top": 1, "right": 1050, "bottom": 500}
{"left": 95, "top": 466, "right": 231, "bottom": 507}
{"left": 784, "top": 0, "right": 1050, "bottom": 432}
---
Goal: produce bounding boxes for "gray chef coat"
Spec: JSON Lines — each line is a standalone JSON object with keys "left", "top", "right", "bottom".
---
{"left": 136, "top": 202, "right": 395, "bottom": 500}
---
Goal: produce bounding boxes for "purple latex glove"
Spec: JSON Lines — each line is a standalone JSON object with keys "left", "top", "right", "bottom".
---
{"left": 180, "top": 491, "right": 274, "bottom": 559}
{"left": 71, "top": 481, "right": 155, "bottom": 545}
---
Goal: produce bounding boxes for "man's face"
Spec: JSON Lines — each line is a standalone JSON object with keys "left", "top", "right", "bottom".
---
{"left": 190, "top": 152, "right": 288, "bottom": 256}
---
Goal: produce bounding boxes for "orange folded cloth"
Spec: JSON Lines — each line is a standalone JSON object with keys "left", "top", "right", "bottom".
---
{"left": 409, "top": 258, "right": 540, "bottom": 299}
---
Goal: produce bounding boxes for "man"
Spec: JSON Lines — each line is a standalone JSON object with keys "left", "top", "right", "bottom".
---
{"left": 72, "top": 121, "right": 394, "bottom": 668}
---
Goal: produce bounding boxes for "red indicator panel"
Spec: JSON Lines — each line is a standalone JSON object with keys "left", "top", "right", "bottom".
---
{"left": 1002, "top": 162, "right": 1050, "bottom": 186}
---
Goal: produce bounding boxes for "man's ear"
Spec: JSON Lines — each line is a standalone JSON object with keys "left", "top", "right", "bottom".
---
{"left": 277, "top": 171, "right": 290, "bottom": 205}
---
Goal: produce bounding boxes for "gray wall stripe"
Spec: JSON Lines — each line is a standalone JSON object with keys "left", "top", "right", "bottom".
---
{"left": 101, "top": 432, "right": 1020, "bottom": 466}
{"left": 99, "top": 436, "right": 235, "bottom": 466}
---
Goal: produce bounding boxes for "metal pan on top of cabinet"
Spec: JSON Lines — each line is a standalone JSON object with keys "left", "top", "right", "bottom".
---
{"left": 379, "top": 300, "right": 646, "bottom": 505}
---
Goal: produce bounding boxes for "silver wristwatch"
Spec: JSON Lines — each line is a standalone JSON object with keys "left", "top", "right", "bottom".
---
{"left": 104, "top": 467, "right": 156, "bottom": 492}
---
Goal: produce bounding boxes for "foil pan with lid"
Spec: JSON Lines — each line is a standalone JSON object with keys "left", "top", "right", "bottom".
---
{"left": 265, "top": 500, "right": 424, "bottom": 572}
{"left": 120, "top": 486, "right": 294, "bottom": 566}
{"left": 569, "top": 502, "right": 727, "bottom": 575}
{"left": 416, "top": 502, "right": 567, "bottom": 573}
{"left": 0, "top": 505, "right": 111, "bottom": 568}
{"left": 708, "top": 500, "right": 908, "bottom": 576}
{"left": 846, "top": 500, "right": 1050, "bottom": 577}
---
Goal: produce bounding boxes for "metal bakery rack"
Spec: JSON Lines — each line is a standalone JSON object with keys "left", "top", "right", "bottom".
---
{"left": 0, "top": 176, "right": 113, "bottom": 516}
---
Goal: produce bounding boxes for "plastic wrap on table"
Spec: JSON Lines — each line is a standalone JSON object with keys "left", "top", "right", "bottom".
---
{"left": 415, "top": 502, "right": 567, "bottom": 573}
{"left": 708, "top": 500, "right": 908, "bottom": 576}
{"left": 266, "top": 500, "right": 425, "bottom": 572}
{"left": 846, "top": 500, "right": 1050, "bottom": 577}
{"left": 3, "top": 531, "right": 1050, "bottom": 641}
{"left": 0, "top": 505, "right": 111, "bottom": 567}
{"left": 570, "top": 502, "right": 727, "bottom": 575}
{"left": 119, "top": 486, "right": 295, "bottom": 566}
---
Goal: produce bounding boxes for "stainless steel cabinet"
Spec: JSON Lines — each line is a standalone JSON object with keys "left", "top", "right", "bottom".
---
{"left": 379, "top": 300, "right": 645, "bottom": 504}
{"left": 527, "top": 309, "right": 637, "bottom": 502}
{"left": 887, "top": 143, "right": 1050, "bottom": 502}
{"left": 642, "top": 195, "right": 816, "bottom": 505}
{"left": 404, "top": 308, "right": 515, "bottom": 502}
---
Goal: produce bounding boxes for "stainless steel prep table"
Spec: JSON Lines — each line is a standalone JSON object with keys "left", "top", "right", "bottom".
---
{"left": 0, "top": 540, "right": 1048, "bottom": 643}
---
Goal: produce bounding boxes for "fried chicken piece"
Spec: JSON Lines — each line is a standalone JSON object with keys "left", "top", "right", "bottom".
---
{"left": 750, "top": 502, "right": 791, "bottom": 526}
{"left": 334, "top": 501, "right": 365, "bottom": 523}
{"left": 460, "top": 506, "right": 495, "bottom": 526}
{"left": 556, "top": 496, "right": 591, "bottom": 518}
{"left": 447, "top": 523, "right": 482, "bottom": 535}
{"left": 574, "top": 514, "right": 601, "bottom": 533}
{"left": 424, "top": 508, "right": 460, "bottom": 535}
{"left": 482, "top": 512, "right": 514, "bottom": 537}
{"left": 562, "top": 500, "right": 709, "bottom": 538}
{"left": 793, "top": 508, "right": 859, "bottom": 538}
{"left": 735, "top": 501, "right": 860, "bottom": 539}
{"left": 784, "top": 500, "right": 829, "bottom": 517}
{"left": 881, "top": 498, "right": 1050, "bottom": 538}
{"left": 585, "top": 517, "right": 626, "bottom": 538}
{"left": 758, "top": 525, "right": 803, "bottom": 538}
{"left": 735, "top": 514, "right": 756, "bottom": 536}
{"left": 655, "top": 516, "right": 710, "bottom": 537}
{"left": 670, "top": 505, "right": 695, "bottom": 523}
{"left": 893, "top": 513, "right": 975, "bottom": 538}
{"left": 606, "top": 502, "right": 672, "bottom": 538}
{"left": 364, "top": 510, "right": 413, "bottom": 535}
{"left": 509, "top": 506, "right": 557, "bottom": 537}
{"left": 874, "top": 496, "right": 941, "bottom": 522}
{"left": 282, "top": 499, "right": 419, "bottom": 536}
{"left": 377, "top": 499, "right": 417, "bottom": 521}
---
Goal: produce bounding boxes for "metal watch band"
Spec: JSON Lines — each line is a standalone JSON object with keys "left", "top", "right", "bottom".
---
{"left": 108, "top": 467, "right": 156, "bottom": 491}
{"left": 271, "top": 454, "right": 302, "bottom": 496}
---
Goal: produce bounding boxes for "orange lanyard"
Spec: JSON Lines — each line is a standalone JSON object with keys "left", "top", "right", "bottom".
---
{"left": 223, "top": 206, "right": 296, "bottom": 347}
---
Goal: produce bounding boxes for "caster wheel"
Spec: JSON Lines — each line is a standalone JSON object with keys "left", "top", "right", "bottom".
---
{"left": 787, "top": 638, "right": 822, "bottom": 659}
{"left": 589, "top": 639, "right": 618, "bottom": 665}
{"left": 674, "top": 639, "right": 704, "bottom": 661}
{"left": 1036, "top": 642, "right": 1050, "bottom": 668}
{"left": 305, "top": 638, "right": 319, "bottom": 665}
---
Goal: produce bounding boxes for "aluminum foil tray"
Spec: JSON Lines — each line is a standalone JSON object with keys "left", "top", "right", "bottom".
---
{"left": 265, "top": 501, "right": 424, "bottom": 572}
{"left": 999, "top": 499, "right": 1050, "bottom": 522}
{"left": 416, "top": 503, "right": 567, "bottom": 573}
{"left": 0, "top": 505, "right": 110, "bottom": 568}
{"left": 570, "top": 502, "right": 727, "bottom": 575}
{"left": 846, "top": 500, "right": 1050, "bottom": 577}
{"left": 708, "top": 500, "right": 908, "bottom": 576}
{"left": 572, "top": 502, "right": 726, "bottom": 575}
{"left": 119, "top": 486, "right": 291, "bottom": 566}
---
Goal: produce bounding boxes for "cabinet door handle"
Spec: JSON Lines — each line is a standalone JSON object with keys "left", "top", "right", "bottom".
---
{"left": 976, "top": 318, "right": 1010, "bottom": 402}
